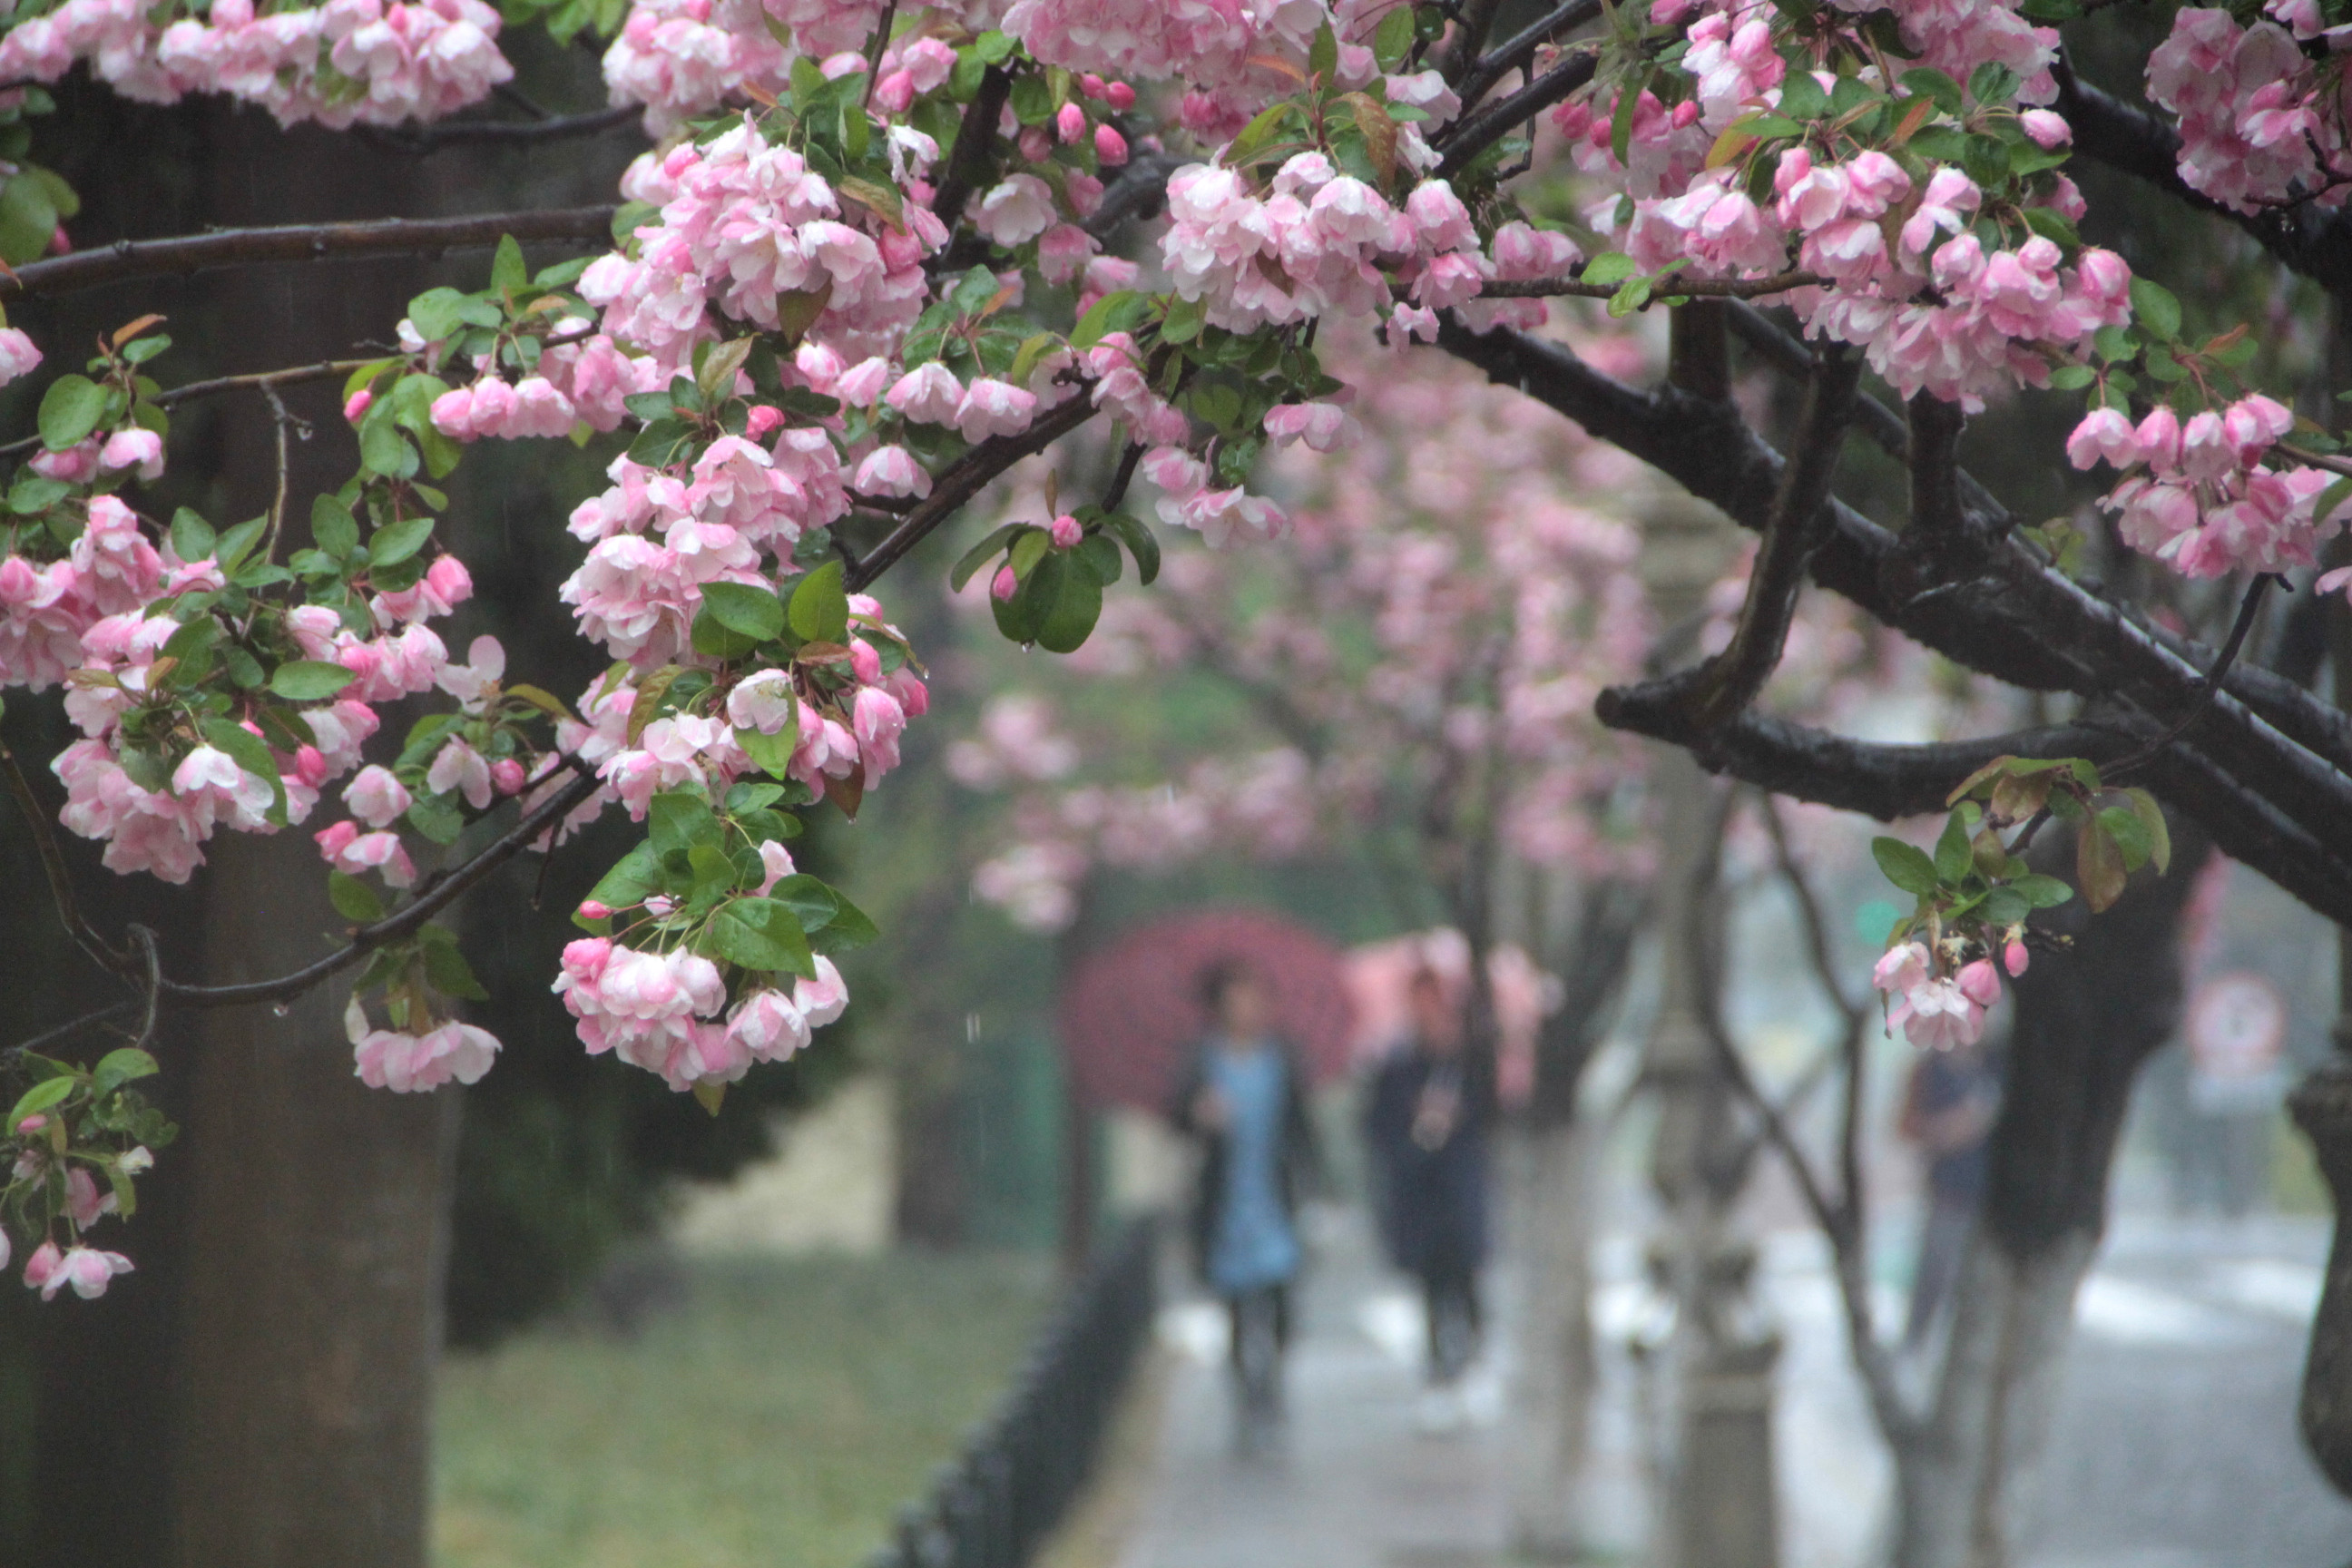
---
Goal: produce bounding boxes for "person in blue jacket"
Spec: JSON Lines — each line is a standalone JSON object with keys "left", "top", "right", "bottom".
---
{"left": 1169, "top": 960, "right": 1320, "bottom": 1450}
{"left": 1365, "top": 966, "right": 1495, "bottom": 1400}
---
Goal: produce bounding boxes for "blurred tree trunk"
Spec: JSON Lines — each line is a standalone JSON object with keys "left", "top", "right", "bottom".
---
{"left": 1886, "top": 818, "right": 2210, "bottom": 1568}
{"left": 163, "top": 106, "right": 457, "bottom": 1568}
{"left": 1509, "top": 878, "right": 1642, "bottom": 1556}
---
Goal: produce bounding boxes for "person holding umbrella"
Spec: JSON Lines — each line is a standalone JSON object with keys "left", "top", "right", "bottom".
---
{"left": 1365, "top": 965, "right": 1497, "bottom": 1429}
{"left": 1169, "top": 959, "right": 1321, "bottom": 1453}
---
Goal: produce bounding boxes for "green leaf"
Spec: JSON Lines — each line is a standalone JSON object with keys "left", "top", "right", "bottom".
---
{"left": 328, "top": 870, "right": 386, "bottom": 923}
{"left": 1898, "top": 67, "right": 1963, "bottom": 115}
{"left": 788, "top": 559, "right": 849, "bottom": 644}
{"left": 701, "top": 580, "right": 787, "bottom": 642}
{"left": 1872, "top": 837, "right": 1941, "bottom": 897}
{"left": 1308, "top": 19, "right": 1338, "bottom": 83}
{"left": 200, "top": 717, "right": 289, "bottom": 826}
{"left": 2121, "top": 787, "right": 2170, "bottom": 874}
{"left": 1581, "top": 251, "right": 1639, "bottom": 288}
{"left": 649, "top": 789, "right": 723, "bottom": 857}
{"left": 419, "top": 926, "right": 491, "bottom": 1001}
{"left": 1610, "top": 72, "right": 1644, "bottom": 166}
{"left": 91, "top": 1047, "right": 158, "bottom": 1096}
{"left": 1160, "top": 292, "right": 1206, "bottom": 345}
{"left": 491, "top": 234, "right": 529, "bottom": 296}
{"left": 581, "top": 842, "right": 664, "bottom": 924}
{"left": 214, "top": 516, "right": 270, "bottom": 573}
{"left": 2009, "top": 872, "right": 2074, "bottom": 909}
{"left": 312, "top": 500, "right": 362, "bottom": 562}
{"left": 1779, "top": 70, "right": 1830, "bottom": 120}
{"left": 1373, "top": 2, "right": 1416, "bottom": 69}
{"left": 2128, "top": 278, "right": 2181, "bottom": 341}
{"left": 2046, "top": 364, "right": 2095, "bottom": 391}
{"left": 763, "top": 872, "right": 839, "bottom": 933}
{"left": 171, "top": 508, "right": 217, "bottom": 563}
{"left": 1072, "top": 289, "right": 1148, "bottom": 349}
{"left": 0, "top": 169, "right": 58, "bottom": 266}
{"left": 1036, "top": 558, "right": 1102, "bottom": 653}
{"left": 736, "top": 717, "right": 799, "bottom": 779}
{"left": 1980, "top": 887, "right": 2030, "bottom": 926}
{"left": 951, "top": 523, "right": 1023, "bottom": 591}
{"left": 1103, "top": 512, "right": 1160, "bottom": 585}
{"left": 7, "top": 1074, "right": 77, "bottom": 1127}
{"left": 811, "top": 886, "right": 879, "bottom": 955}
{"left": 270, "top": 660, "right": 357, "bottom": 701}
{"left": 368, "top": 515, "right": 434, "bottom": 568}
{"left": 38, "top": 374, "right": 106, "bottom": 452}
{"left": 406, "top": 791, "right": 465, "bottom": 845}
{"left": 1073, "top": 533, "right": 1123, "bottom": 586}
{"left": 691, "top": 606, "right": 761, "bottom": 661}
{"left": 710, "top": 897, "right": 816, "bottom": 975}
{"left": 1933, "top": 809, "right": 1974, "bottom": 884}
{"left": 2095, "top": 804, "right": 2153, "bottom": 869}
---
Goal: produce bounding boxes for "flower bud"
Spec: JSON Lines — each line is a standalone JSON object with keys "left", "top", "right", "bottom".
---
{"left": 345, "top": 389, "right": 375, "bottom": 423}
{"left": 578, "top": 899, "right": 613, "bottom": 921}
{"left": 2004, "top": 939, "right": 2030, "bottom": 977}
{"left": 1056, "top": 101, "right": 1087, "bottom": 144}
{"left": 1094, "top": 123, "right": 1128, "bottom": 166}
{"left": 991, "top": 564, "right": 1018, "bottom": 602}
{"left": 1049, "top": 514, "right": 1083, "bottom": 549}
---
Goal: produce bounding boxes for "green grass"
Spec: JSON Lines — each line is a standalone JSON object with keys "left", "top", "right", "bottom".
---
{"left": 434, "top": 1250, "right": 1054, "bottom": 1568}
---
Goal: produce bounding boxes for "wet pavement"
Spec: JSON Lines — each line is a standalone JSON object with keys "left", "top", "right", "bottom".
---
{"left": 1110, "top": 1207, "right": 2352, "bottom": 1568}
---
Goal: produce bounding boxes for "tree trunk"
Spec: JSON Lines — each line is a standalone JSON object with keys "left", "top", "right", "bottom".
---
{"left": 164, "top": 104, "right": 458, "bottom": 1568}
{"left": 1510, "top": 1113, "right": 1603, "bottom": 1556}
{"left": 1881, "top": 818, "right": 2210, "bottom": 1568}
{"left": 1887, "top": 1230, "right": 2096, "bottom": 1568}
{"left": 173, "top": 828, "right": 461, "bottom": 1567}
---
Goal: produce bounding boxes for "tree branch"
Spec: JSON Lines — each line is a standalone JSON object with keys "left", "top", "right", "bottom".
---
{"left": 1455, "top": 0, "right": 1605, "bottom": 116}
{"left": 1433, "top": 51, "right": 1597, "bottom": 179}
{"left": 930, "top": 66, "right": 1014, "bottom": 237}
{"left": 844, "top": 389, "right": 1100, "bottom": 591}
{"left": 1478, "top": 269, "right": 1820, "bottom": 300}
{"left": 0, "top": 739, "right": 130, "bottom": 973}
{"left": 152, "top": 761, "right": 604, "bottom": 1008}
{"left": 355, "top": 106, "right": 643, "bottom": 155}
{"left": 0, "top": 206, "right": 620, "bottom": 301}
{"left": 1601, "top": 343, "right": 1860, "bottom": 731}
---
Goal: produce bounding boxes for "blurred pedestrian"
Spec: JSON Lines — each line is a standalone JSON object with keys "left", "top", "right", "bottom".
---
{"left": 1898, "top": 1034, "right": 2001, "bottom": 1348}
{"left": 1170, "top": 960, "right": 1320, "bottom": 1454}
{"left": 1365, "top": 966, "right": 1496, "bottom": 1427}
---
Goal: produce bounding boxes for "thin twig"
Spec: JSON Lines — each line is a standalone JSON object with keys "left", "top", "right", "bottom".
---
{"left": 1450, "top": 269, "right": 1823, "bottom": 301}
{"left": 261, "top": 383, "right": 296, "bottom": 555}
{"left": 2106, "top": 573, "right": 2281, "bottom": 782}
{"left": 357, "top": 105, "right": 642, "bottom": 155}
{"left": 0, "top": 740, "right": 129, "bottom": 972}
{"left": 0, "top": 206, "right": 619, "bottom": 301}
{"left": 0, "top": 999, "right": 141, "bottom": 1071}
{"left": 861, "top": 0, "right": 899, "bottom": 108}
{"left": 152, "top": 760, "right": 604, "bottom": 1007}
{"left": 1098, "top": 441, "right": 1145, "bottom": 513}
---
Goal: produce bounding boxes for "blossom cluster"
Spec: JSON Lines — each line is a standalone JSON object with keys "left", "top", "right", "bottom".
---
{"left": 2148, "top": 5, "right": 2352, "bottom": 216}
{"left": 2068, "top": 396, "right": 2346, "bottom": 579}
{"left": 0, "top": 0, "right": 514, "bottom": 128}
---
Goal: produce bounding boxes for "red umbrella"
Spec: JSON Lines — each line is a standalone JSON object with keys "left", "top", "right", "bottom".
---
{"left": 1058, "top": 906, "right": 1357, "bottom": 1112}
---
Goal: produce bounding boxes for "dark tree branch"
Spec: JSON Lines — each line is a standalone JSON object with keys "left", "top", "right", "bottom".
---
{"left": 930, "top": 66, "right": 1014, "bottom": 237}
{"left": 1668, "top": 299, "right": 1730, "bottom": 401}
{"left": 1083, "top": 152, "right": 1189, "bottom": 240}
{"left": 1455, "top": 0, "right": 1605, "bottom": 116}
{"left": 1601, "top": 343, "right": 1860, "bottom": 731}
{"left": 152, "top": 761, "right": 605, "bottom": 1008}
{"left": 0, "top": 206, "right": 621, "bottom": 301}
{"left": 844, "top": 389, "right": 1100, "bottom": 591}
{"left": 1433, "top": 51, "right": 1597, "bottom": 179}
{"left": 1436, "top": 0, "right": 1511, "bottom": 83}
{"left": 1435, "top": 316, "right": 2352, "bottom": 884}
{"left": 356, "top": 105, "right": 642, "bottom": 155}
{"left": 2107, "top": 573, "right": 2278, "bottom": 781}
{"left": 1480, "top": 268, "right": 1821, "bottom": 300}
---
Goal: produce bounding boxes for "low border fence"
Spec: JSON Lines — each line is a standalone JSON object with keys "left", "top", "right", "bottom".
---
{"left": 866, "top": 1215, "right": 1160, "bottom": 1568}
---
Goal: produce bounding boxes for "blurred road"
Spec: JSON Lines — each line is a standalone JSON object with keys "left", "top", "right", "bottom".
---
{"left": 1110, "top": 1209, "right": 2352, "bottom": 1568}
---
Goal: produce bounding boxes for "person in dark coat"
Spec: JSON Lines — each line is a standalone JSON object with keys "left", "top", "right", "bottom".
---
{"left": 1168, "top": 960, "right": 1320, "bottom": 1446}
{"left": 1898, "top": 1034, "right": 2000, "bottom": 1348}
{"left": 1364, "top": 966, "right": 1495, "bottom": 1396}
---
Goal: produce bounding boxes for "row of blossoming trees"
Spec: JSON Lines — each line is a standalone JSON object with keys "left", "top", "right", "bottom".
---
{"left": 3, "top": 0, "right": 2352, "bottom": 1553}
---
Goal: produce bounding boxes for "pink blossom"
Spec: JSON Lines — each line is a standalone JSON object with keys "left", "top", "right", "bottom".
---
{"left": 854, "top": 444, "right": 930, "bottom": 498}
{"left": 973, "top": 174, "right": 1057, "bottom": 246}
{"left": 343, "top": 764, "right": 412, "bottom": 828}
{"left": 426, "top": 735, "right": 494, "bottom": 809}
{"left": 98, "top": 427, "right": 164, "bottom": 479}
{"left": 2067, "top": 407, "right": 2141, "bottom": 471}
{"left": 795, "top": 955, "right": 848, "bottom": 1026}
{"left": 953, "top": 377, "right": 1037, "bottom": 442}
{"left": 2004, "top": 939, "right": 2031, "bottom": 977}
{"left": 886, "top": 362, "right": 964, "bottom": 426}
{"left": 0, "top": 328, "right": 42, "bottom": 387}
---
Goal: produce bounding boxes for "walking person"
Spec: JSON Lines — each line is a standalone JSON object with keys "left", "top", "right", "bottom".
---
{"left": 1898, "top": 1033, "right": 2001, "bottom": 1349}
{"left": 1365, "top": 966, "right": 1497, "bottom": 1431}
{"left": 1170, "top": 960, "right": 1320, "bottom": 1455}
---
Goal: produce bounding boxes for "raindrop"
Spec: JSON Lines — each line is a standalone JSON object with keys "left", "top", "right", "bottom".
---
{"left": 270, "top": 1003, "right": 290, "bottom": 1017}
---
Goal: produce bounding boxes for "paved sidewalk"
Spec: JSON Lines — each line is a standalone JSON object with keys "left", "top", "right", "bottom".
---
{"left": 1115, "top": 1205, "right": 1520, "bottom": 1568}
